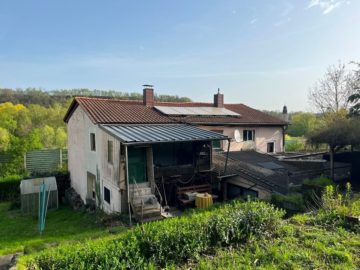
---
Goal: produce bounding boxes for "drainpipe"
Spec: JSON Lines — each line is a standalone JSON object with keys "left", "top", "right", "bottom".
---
{"left": 125, "top": 145, "right": 132, "bottom": 226}
{"left": 223, "top": 139, "right": 231, "bottom": 175}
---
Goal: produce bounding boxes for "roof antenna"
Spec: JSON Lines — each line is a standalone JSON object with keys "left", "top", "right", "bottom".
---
{"left": 217, "top": 88, "right": 220, "bottom": 94}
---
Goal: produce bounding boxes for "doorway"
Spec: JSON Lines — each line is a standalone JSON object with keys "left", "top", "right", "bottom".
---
{"left": 128, "top": 147, "right": 148, "bottom": 184}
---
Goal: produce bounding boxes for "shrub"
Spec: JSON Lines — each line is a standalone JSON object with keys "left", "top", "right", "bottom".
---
{"left": 303, "top": 175, "right": 333, "bottom": 187}
{"left": 271, "top": 193, "right": 305, "bottom": 213}
{"left": 25, "top": 201, "right": 285, "bottom": 269}
{"left": 0, "top": 174, "right": 22, "bottom": 201}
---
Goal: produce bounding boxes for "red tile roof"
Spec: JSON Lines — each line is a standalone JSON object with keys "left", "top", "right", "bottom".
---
{"left": 64, "top": 97, "right": 174, "bottom": 124}
{"left": 64, "top": 97, "right": 287, "bottom": 126}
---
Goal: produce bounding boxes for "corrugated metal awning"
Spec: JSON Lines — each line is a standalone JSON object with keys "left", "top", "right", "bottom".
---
{"left": 100, "top": 124, "right": 228, "bottom": 145}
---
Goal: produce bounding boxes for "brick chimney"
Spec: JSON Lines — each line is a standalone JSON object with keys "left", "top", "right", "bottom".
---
{"left": 143, "top": 85, "right": 154, "bottom": 107}
{"left": 214, "top": 88, "right": 224, "bottom": 108}
{"left": 282, "top": 105, "right": 289, "bottom": 122}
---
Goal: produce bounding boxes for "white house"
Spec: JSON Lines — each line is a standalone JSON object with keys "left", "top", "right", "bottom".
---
{"left": 64, "top": 86, "right": 287, "bottom": 216}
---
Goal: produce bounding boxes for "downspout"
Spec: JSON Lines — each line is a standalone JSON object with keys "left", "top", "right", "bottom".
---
{"left": 125, "top": 145, "right": 132, "bottom": 226}
{"left": 223, "top": 139, "right": 231, "bottom": 175}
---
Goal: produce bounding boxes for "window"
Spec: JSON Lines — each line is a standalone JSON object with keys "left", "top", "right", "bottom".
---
{"left": 210, "top": 130, "right": 223, "bottom": 149}
{"left": 267, "top": 142, "right": 275, "bottom": 153}
{"left": 243, "top": 130, "right": 255, "bottom": 141}
{"left": 108, "top": 140, "right": 113, "bottom": 164}
{"left": 104, "top": 186, "right": 110, "bottom": 204}
{"left": 90, "top": 133, "right": 96, "bottom": 151}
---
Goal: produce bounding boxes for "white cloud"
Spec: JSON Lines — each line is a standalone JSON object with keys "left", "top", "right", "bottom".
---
{"left": 307, "top": 0, "right": 349, "bottom": 15}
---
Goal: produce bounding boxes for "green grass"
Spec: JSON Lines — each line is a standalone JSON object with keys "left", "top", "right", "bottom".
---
{"left": 0, "top": 202, "right": 125, "bottom": 256}
{"left": 187, "top": 223, "right": 360, "bottom": 270}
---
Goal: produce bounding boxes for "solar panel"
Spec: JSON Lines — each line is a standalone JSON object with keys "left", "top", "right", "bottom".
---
{"left": 154, "top": 106, "right": 240, "bottom": 117}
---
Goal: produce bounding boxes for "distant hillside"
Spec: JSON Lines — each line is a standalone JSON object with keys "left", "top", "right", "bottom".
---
{"left": 0, "top": 88, "right": 192, "bottom": 107}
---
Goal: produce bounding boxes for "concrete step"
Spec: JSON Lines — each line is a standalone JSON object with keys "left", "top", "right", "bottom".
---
{"left": 130, "top": 187, "right": 152, "bottom": 197}
{"left": 135, "top": 208, "right": 162, "bottom": 220}
{"left": 132, "top": 194, "right": 158, "bottom": 206}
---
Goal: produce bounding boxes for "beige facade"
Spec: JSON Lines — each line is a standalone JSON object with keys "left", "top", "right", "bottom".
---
{"left": 199, "top": 125, "right": 284, "bottom": 153}
{"left": 67, "top": 106, "right": 123, "bottom": 213}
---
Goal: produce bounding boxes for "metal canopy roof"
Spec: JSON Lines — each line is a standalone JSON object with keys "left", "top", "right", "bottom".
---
{"left": 154, "top": 106, "right": 240, "bottom": 117}
{"left": 100, "top": 124, "right": 229, "bottom": 145}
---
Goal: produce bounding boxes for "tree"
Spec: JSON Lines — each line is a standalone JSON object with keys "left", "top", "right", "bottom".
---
{"left": 308, "top": 118, "right": 360, "bottom": 180}
{"left": 309, "top": 62, "right": 356, "bottom": 114}
{"left": 0, "top": 127, "right": 11, "bottom": 152}
{"left": 349, "top": 62, "right": 360, "bottom": 117}
{"left": 41, "top": 125, "right": 55, "bottom": 148}
{"left": 287, "top": 112, "right": 318, "bottom": 137}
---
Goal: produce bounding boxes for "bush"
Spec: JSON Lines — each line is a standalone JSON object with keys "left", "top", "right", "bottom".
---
{"left": 25, "top": 201, "right": 285, "bottom": 269}
{"left": 0, "top": 175, "right": 22, "bottom": 201}
{"left": 271, "top": 193, "right": 305, "bottom": 213}
{"left": 303, "top": 175, "right": 333, "bottom": 187}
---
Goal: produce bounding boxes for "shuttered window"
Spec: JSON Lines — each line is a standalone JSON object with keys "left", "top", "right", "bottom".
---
{"left": 90, "top": 133, "right": 96, "bottom": 151}
{"left": 108, "top": 140, "right": 113, "bottom": 164}
{"left": 104, "top": 186, "right": 110, "bottom": 204}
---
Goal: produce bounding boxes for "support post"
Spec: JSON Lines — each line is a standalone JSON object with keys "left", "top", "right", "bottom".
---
{"left": 223, "top": 139, "right": 231, "bottom": 175}
{"left": 125, "top": 145, "right": 132, "bottom": 226}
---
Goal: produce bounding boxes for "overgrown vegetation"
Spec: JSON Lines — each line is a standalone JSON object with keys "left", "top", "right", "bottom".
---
{"left": 189, "top": 223, "right": 360, "bottom": 270}
{"left": 23, "top": 201, "right": 284, "bottom": 269}
{"left": 0, "top": 175, "right": 22, "bottom": 202}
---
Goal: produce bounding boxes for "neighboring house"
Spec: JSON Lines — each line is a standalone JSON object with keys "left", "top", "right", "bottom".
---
{"left": 64, "top": 86, "right": 287, "bottom": 215}
{"left": 153, "top": 89, "right": 288, "bottom": 154}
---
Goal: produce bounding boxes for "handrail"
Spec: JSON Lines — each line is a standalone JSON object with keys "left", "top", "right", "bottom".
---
{"left": 130, "top": 178, "right": 145, "bottom": 223}
{"left": 154, "top": 183, "right": 163, "bottom": 206}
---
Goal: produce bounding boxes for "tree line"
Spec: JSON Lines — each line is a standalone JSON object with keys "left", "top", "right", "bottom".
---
{"left": 0, "top": 88, "right": 192, "bottom": 107}
{"left": 0, "top": 88, "right": 192, "bottom": 177}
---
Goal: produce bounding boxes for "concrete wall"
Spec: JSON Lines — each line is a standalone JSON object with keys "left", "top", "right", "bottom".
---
{"left": 67, "top": 106, "right": 123, "bottom": 213}
{"left": 199, "top": 125, "right": 284, "bottom": 153}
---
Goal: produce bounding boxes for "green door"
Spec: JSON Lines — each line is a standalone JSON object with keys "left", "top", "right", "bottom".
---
{"left": 128, "top": 147, "right": 147, "bottom": 184}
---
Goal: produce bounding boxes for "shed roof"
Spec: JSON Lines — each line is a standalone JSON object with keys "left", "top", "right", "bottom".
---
{"left": 20, "top": 177, "right": 58, "bottom": 195}
{"left": 100, "top": 124, "right": 228, "bottom": 145}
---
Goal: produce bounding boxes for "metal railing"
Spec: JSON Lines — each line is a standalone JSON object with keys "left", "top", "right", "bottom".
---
{"left": 130, "top": 178, "right": 144, "bottom": 223}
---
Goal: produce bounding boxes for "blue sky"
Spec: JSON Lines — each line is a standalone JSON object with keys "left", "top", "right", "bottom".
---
{"left": 0, "top": 0, "right": 359, "bottom": 111}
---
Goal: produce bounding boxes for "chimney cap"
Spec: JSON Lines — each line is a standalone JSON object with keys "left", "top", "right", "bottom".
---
{"left": 282, "top": 105, "right": 288, "bottom": 114}
{"left": 143, "top": 84, "right": 154, "bottom": 88}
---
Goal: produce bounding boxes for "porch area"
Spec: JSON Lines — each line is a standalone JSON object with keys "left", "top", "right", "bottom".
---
{"left": 100, "top": 124, "right": 229, "bottom": 223}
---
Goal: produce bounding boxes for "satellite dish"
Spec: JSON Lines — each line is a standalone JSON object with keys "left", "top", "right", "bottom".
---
{"left": 234, "top": 129, "right": 241, "bottom": 143}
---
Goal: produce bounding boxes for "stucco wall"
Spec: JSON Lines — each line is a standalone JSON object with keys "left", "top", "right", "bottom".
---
{"left": 67, "top": 106, "right": 122, "bottom": 213}
{"left": 199, "top": 125, "right": 284, "bottom": 153}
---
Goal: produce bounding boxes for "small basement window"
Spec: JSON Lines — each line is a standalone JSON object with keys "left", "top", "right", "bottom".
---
{"left": 267, "top": 142, "right": 275, "bottom": 153}
{"left": 90, "top": 133, "right": 96, "bottom": 151}
{"left": 108, "top": 140, "right": 113, "bottom": 164}
{"left": 243, "top": 130, "right": 255, "bottom": 141}
{"left": 104, "top": 186, "right": 110, "bottom": 204}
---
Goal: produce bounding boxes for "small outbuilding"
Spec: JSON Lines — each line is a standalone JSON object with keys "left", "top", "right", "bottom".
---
{"left": 20, "top": 177, "right": 58, "bottom": 214}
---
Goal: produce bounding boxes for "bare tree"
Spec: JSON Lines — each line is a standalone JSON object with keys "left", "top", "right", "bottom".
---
{"left": 309, "top": 62, "right": 356, "bottom": 113}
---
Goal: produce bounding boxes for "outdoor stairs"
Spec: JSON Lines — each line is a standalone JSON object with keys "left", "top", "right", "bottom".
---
{"left": 129, "top": 183, "right": 163, "bottom": 223}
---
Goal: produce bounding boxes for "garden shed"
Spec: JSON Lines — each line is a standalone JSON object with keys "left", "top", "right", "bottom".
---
{"left": 20, "top": 177, "right": 58, "bottom": 214}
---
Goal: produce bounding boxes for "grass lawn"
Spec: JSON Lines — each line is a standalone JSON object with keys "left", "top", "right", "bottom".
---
{"left": 0, "top": 202, "right": 125, "bottom": 256}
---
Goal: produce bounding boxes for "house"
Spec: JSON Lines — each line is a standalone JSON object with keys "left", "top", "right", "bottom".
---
{"left": 64, "top": 86, "right": 287, "bottom": 216}
{"left": 153, "top": 89, "right": 288, "bottom": 154}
